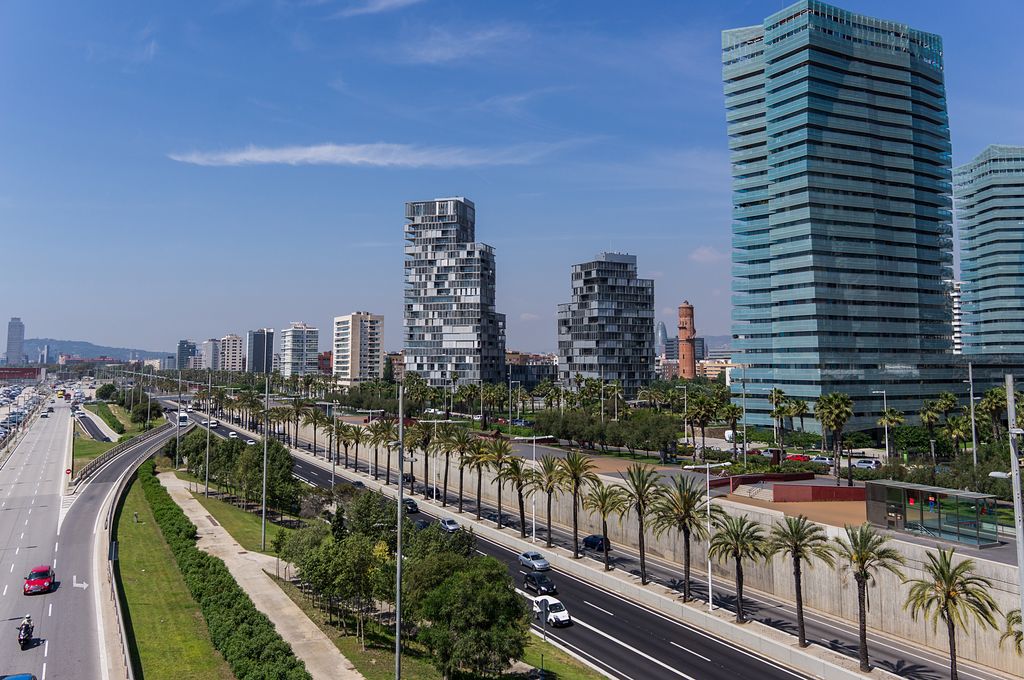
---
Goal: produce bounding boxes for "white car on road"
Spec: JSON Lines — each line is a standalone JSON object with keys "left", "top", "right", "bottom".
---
{"left": 533, "top": 596, "right": 571, "bottom": 627}
{"left": 228, "top": 432, "right": 238, "bottom": 439}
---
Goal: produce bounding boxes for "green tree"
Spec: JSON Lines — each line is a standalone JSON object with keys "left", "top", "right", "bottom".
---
{"left": 651, "top": 475, "right": 714, "bottom": 601}
{"left": 1001, "top": 609, "right": 1023, "bottom": 657}
{"left": 558, "top": 451, "right": 597, "bottom": 557}
{"left": 766, "top": 515, "right": 834, "bottom": 647}
{"left": 532, "top": 455, "right": 561, "bottom": 548}
{"left": 815, "top": 392, "right": 854, "bottom": 486}
{"left": 619, "top": 463, "right": 663, "bottom": 585}
{"left": 709, "top": 514, "right": 767, "bottom": 623}
{"left": 834, "top": 523, "right": 907, "bottom": 672}
{"left": 582, "top": 479, "right": 626, "bottom": 571}
{"left": 903, "top": 548, "right": 999, "bottom": 680}
{"left": 501, "top": 456, "right": 533, "bottom": 539}
{"left": 484, "top": 438, "right": 514, "bottom": 529}
{"left": 417, "top": 557, "right": 529, "bottom": 680}
{"left": 302, "top": 408, "right": 329, "bottom": 458}
{"left": 467, "top": 439, "right": 489, "bottom": 521}
{"left": 721, "top": 403, "right": 743, "bottom": 458}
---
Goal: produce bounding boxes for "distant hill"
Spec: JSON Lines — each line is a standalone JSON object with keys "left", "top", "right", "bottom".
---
{"left": 23, "top": 338, "right": 171, "bottom": 361}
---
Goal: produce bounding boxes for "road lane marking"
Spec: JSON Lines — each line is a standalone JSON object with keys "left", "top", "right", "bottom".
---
{"left": 53, "top": 558, "right": 56, "bottom": 568}
{"left": 9, "top": 564, "right": 12, "bottom": 572}
{"left": 584, "top": 600, "right": 614, "bottom": 616}
{"left": 15, "top": 547, "right": 19, "bottom": 555}
{"left": 49, "top": 603, "right": 52, "bottom": 617}
{"left": 45, "top": 639, "right": 48, "bottom": 656}
{"left": 531, "top": 624, "right": 625, "bottom": 680}
{"left": 54, "top": 542, "right": 58, "bottom": 552}
{"left": 572, "top": 616, "right": 697, "bottom": 680}
{"left": 670, "top": 640, "right": 712, "bottom": 662}
{"left": 42, "top": 661, "right": 46, "bottom": 679}
{"left": 2, "top": 584, "right": 6, "bottom": 596}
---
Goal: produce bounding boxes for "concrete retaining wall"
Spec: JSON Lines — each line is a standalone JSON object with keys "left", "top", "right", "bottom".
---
{"left": 773, "top": 484, "right": 866, "bottom": 503}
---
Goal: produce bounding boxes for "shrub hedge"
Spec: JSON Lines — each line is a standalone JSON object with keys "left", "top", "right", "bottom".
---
{"left": 137, "top": 461, "right": 311, "bottom": 680}
{"left": 93, "top": 402, "right": 126, "bottom": 434}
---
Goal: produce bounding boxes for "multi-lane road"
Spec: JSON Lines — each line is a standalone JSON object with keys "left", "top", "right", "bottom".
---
{"left": 0, "top": 395, "right": 175, "bottom": 680}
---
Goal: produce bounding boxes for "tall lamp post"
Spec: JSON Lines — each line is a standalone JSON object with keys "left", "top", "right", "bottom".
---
{"left": 205, "top": 370, "right": 212, "bottom": 497}
{"left": 260, "top": 375, "right": 270, "bottom": 551}
{"left": 871, "top": 389, "right": 888, "bottom": 463}
{"left": 998, "top": 373, "right": 1024, "bottom": 621}
{"left": 683, "top": 461, "right": 731, "bottom": 611}
{"left": 674, "top": 385, "right": 689, "bottom": 446}
{"left": 966, "top": 363, "right": 979, "bottom": 474}
{"left": 514, "top": 435, "right": 547, "bottom": 542}
{"left": 394, "top": 384, "right": 406, "bottom": 679}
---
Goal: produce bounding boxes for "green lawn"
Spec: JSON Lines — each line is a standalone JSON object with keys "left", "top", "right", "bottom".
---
{"left": 73, "top": 423, "right": 114, "bottom": 470}
{"left": 85, "top": 402, "right": 126, "bottom": 435}
{"left": 116, "top": 478, "right": 234, "bottom": 680}
{"left": 274, "top": 575, "right": 602, "bottom": 680}
{"left": 174, "top": 472, "right": 298, "bottom": 554}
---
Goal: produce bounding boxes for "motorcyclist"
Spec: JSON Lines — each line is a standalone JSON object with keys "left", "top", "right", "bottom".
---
{"left": 19, "top": 614, "right": 32, "bottom": 633}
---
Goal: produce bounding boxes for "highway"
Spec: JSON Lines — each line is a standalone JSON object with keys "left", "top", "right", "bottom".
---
{"left": 181, "top": 402, "right": 1011, "bottom": 680}
{"left": 191, "top": 413, "right": 810, "bottom": 680}
{"left": 0, "top": 394, "right": 174, "bottom": 680}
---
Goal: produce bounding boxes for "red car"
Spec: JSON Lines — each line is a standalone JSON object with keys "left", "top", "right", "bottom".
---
{"left": 787, "top": 454, "right": 811, "bottom": 462}
{"left": 23, "top": 565, "right": 55, "bottom": 595}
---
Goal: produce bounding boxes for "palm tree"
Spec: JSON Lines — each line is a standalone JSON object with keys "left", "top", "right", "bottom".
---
{"left": 443, "top": 427, "right": 471, "bottom": 508}
{"left": 467, "top": 439, "right": 489, "bottom": 520}
{"left": 484, "top": 438, "right": 514, "bottom": 529}
{"left": 501, "top": 457, "right": 533, "bottom": 539}
{"left": 815, "top": 392, "right": 854, "bottom": 486}
{"left": 558, "top": 451, "right": 598, "bottom": 558}
{"left": 651, "top": 476, "right": 714, "bottom": 601}
{"left": 769, "top": 388, "right": 787, "bottom": 448}
{"left": 288, "top": 397, "right": 312, "bottom": 447}
{"left": 877, "top": 407, "right": 904, "bottom": 460}
{"left": 945, "top": 415, "right": 970, "bottom": 455}
{"left": 1001, "top": 609, "right": 1023, "bottom": 657}
{"left": 709, "top": 514, "right": 767, "bottom": 623}
{"left": 834, "top": 523, "right": 907, "bottom": 672}
{"left": 531, "top": 455, "right": 561, "bottom": 548}
{"left": 582, "top": 480, "right": 626, "bottom": 571}
{"left": 351, "top": 426, "right": 369, "bottom": 475}
{"left": 767, "top": 516, "right": 834, "bottom": 646}
{"left": 934, "top": 391, "right": 959, "bottom": 424}
{"left": 788, "top": 399, "right": 809, "bottom": 433}
{"left": 720, "top": 403, "right": 743, "bottom": 459}
{"left": 619, "top": 464, "right": 663, "bottom": 585}
{"left": 689, "top": 394, "right": 719, "bottom": 460}
{"left": 302, "top": 408, "right": 329, "bottom": 458}
{"left": 979, "top": 387, "right": 1007, "bottom": 440}
{"left": 903, "top": 548, "right": 999, "bottom": 680}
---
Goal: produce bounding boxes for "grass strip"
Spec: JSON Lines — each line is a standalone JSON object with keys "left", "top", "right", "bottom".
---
{"left": 116, "top": 477, "right": 234, "bottom": 680}
{"left": 86, "top": 402, "right": 125, "bottom": 434}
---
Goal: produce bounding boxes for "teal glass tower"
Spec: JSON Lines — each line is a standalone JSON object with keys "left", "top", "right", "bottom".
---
{"left": 954, "top": 146, "right": 1024, "bottom": 354}
{"left": 723, "top": 1, "right": 955, "bottom": 431}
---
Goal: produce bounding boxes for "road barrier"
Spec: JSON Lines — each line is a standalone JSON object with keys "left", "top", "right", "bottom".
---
{"left": 73, "top": 422, "right": 174, "bottom": 487}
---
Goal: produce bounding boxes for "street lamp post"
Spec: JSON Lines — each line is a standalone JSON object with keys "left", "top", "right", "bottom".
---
{"left": 205, "top": 370, "right": 212, "bottom": 498}
{"left": 683, "top": 461, "right": 731, "bottom": 611}
{"left": 176, "top": 370, "right": 182, "bottom": 469}
{"left": 514, "top": 435, "right": 546, "bottom": 542}
{"left": 394, "top": 384, "right": 406, "bottom": 680}
{"left": 872, "top": 390, "right": 888, "bottom": 463}
{"left": 1000, "top": 373, "right": 1024, "bottom": 620}
{"left": 966, "top": 363, "right": 979, "bottom": 474}
{"left": 260, "top": 375, "right": 270, "bottom": 551}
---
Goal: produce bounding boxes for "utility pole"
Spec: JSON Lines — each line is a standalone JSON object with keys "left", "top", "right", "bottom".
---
{"left": 1004, "top": 375, "right": 1024, "bottom": 621}
{"left": 176, "top": 370, "right": 182, "bottom": 469}
{"left": 205, "top": 370, "right": 212, "bottom": 498}
{"left": 260, "top": 375, "right": 270, "bottom": 551}
{"left": 395, "top": 383, "right": 405, "bottom": 680}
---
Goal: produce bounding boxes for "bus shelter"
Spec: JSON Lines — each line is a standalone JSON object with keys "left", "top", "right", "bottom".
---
{"left": 866, "top": 480, "right": 1000, "bottom": 547}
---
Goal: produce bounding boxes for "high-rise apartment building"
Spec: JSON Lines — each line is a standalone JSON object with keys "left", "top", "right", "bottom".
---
{"left": 280, "top": 322, "right": 319, "bottom": 378}
{"left": 948, "top": 281, "right": 963, "bottom": 355}
{"left": 219, "top": 334, "right": 244, "bottom": 371}
{"left": 954, "top": 145, "right": 1024, "bottom": 354}
{"left": 200, "top": 339, "right": 220, "bottom": 370}
{"left": 176, "top": 340, "right": 197, "bottom": 371}
{"left": 246, "top": 329, "right": 274, "bottom": 374}
{"left": 6, "top": 317, "right": 24, "bottom": 366}
{"left": 557, "top": 252, "right": 655, "bottom": 397}
{"left": 404, "top": 197, "right": 506, "bottom": 387}
{"left": 333, "top": 312, "right": 385, "bottom": 387}
{"left": 723, "top": 1, "right": 956, "bottom": 431}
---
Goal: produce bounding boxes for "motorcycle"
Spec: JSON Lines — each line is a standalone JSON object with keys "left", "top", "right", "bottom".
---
{"left": 18, "top": 622, "right": 33, "bottom": 650}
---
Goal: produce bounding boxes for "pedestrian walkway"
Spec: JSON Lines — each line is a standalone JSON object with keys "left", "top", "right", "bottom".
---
{"left": 157, "top": 471, "right": 365, "bottom": 680}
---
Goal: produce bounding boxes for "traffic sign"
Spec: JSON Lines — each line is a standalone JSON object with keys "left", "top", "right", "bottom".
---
{"left": 65, "top": 468, "right": 72, "bottom": 475}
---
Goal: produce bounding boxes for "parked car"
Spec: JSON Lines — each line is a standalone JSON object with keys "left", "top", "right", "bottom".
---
{"left": 402, "top": 498, "right": 419, "bottom": 514}
{"left": 23, "top": 565, "right": 55, "bottom": 595}
{"left": 581, "top": 534, "right": 611, "bottom": 553}
{"left": 439, "top": 518, "right": 460, "bottom": 534}
{"left": 786, "top": 454, "right": 811, "bottom": 462}
{"left": 809, "top": 456, "right": 832, "bottom": 465}
{"left": 518, "top": 551, "right": 551, "bottom": 571}
{"left": 853, "top": 459, "right": 882, "bottom": 470}
{"left": 532, "top": 596, "right": 571, "bottom": 627}
{"left": 524, "top": 571, "right": 557, "bottom": 595}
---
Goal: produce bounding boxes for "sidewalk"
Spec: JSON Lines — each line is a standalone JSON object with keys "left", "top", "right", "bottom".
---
{"left": 157, "top": 472, "right": 364, "bottom": 680}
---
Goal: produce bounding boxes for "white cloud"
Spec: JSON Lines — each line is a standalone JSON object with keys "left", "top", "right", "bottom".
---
{"left": 168, "top": 140, "right": 581, "bottom": 168}
{"left": 519, "top": 313, "right": 542, "bottom": 322}
{"left": 475, "top": 86, "right": 569, "bottom": 116}
{"left": 689, "top": 246, "right": 727, "bottom": 264}
{"left": 335, "top": 0, "right": 426, "bottom": 18}
{"left": 400, "top": 24, "right": 528, "bottom": 64}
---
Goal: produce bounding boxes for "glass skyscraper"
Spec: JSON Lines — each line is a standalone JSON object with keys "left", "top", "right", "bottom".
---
{"left": 954, "top": 145, "right": 1024, "bottom": 354}
{"left": 404, "top": 197, "right": 506, "bottom": 387}
{"left": 723, "top": 1, "right": 956, "bottom": 431}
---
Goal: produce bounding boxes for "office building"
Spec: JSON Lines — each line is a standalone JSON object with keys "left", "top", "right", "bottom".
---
{"left": 246, "top": 329, "right": 274, "bottom": 374}
{"left": 333, "top": 312, "right": 384, "bottom": 387}
{"left": 948, "top": 282, "right": 963, "bottom": 355}
{"left": 280, "top": 322, "right": 319, "bottom": 378}
{"left": 318, "top": 351, "right": 333, "bottom": 375}
{"left": 6, "top": 318, "right": 24, "bottom": 366}
{"left": 557, "top": 252, "right": 655, "bottom": 397}
{"left": 38, "top": 344, "right": 50, "bottom": 365}
{"left": 219, "top": 334, "right": 244, "bottom": 372}
{"left": 404, "top": 197, "right": 506, "bottom": 386}
{"left": 678, "top": 302, "right": 696, "bottom": 379}
{"left": 693, "top": 337, "right": 706, "bottom": 361}
{"left": 723, "top": 1, "right": 956, "bottom": 431}
{"left": 954, "top": 145, "right": 1024, "bottom": 354}
{"left": 655, "top": 321, "right": 669, "bottom": 356}
{"left": 200, "top": 339, "right": 220, "bottom": 370}
{"left": 386, "top": 352, "right": 406, "bottom": 383}
{"left": 176, "top": 340, "right": 197, "bottom": 371}
{"left": 272, "top": 353, "right": 280, "bottom": 374}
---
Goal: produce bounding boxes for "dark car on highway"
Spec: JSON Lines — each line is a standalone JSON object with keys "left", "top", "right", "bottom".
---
{"left": 402, "top": 498, "right": 419, "bottom": 514}
{"left": 524, "top": 571, "right": 557, "bottom": 595}
{"left": 582, "top": 534, "right": 611, "bottom": 553}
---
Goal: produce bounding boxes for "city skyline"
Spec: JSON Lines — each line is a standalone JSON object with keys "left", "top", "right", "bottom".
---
{"left": 4, "top": 1, "right": 1023, "bottom": 352}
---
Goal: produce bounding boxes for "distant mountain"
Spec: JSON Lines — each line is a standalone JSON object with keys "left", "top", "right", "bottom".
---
{"left": 23, "top": 338, "right": 171, "bottom": 361}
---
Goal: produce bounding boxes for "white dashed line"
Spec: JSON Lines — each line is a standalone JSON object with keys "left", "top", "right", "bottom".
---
{"left": 583, "top": 600, "right": 615, "bottom": 616}
{"left": 2, "top": 584, "right": 6, "bottom": 596}
{"left": 670, "top": 640, "right": 712, "bottom": 662}
{"left": 48, "top": 602, "right": 52, "bottom": 617}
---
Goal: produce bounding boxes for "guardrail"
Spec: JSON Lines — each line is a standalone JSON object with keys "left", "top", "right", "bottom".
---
{"left": 102, "top": 424, "right": 177, "bottom": 680}
{"left": 73, "top": 422, "right": 173, "bottom": 488}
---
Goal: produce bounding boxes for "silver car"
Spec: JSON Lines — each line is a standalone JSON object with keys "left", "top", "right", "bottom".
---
{"left": 518, "top": 551, "right": 551, "bottom": 571}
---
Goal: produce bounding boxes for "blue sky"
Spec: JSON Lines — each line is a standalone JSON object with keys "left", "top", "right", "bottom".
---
{"left": 3, "top": 0, "right": 1023, "bottom": 354}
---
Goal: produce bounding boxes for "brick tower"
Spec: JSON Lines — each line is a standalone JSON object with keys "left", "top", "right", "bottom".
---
{"left": 678, "top": 301, "right": 696, "bottom": 379}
